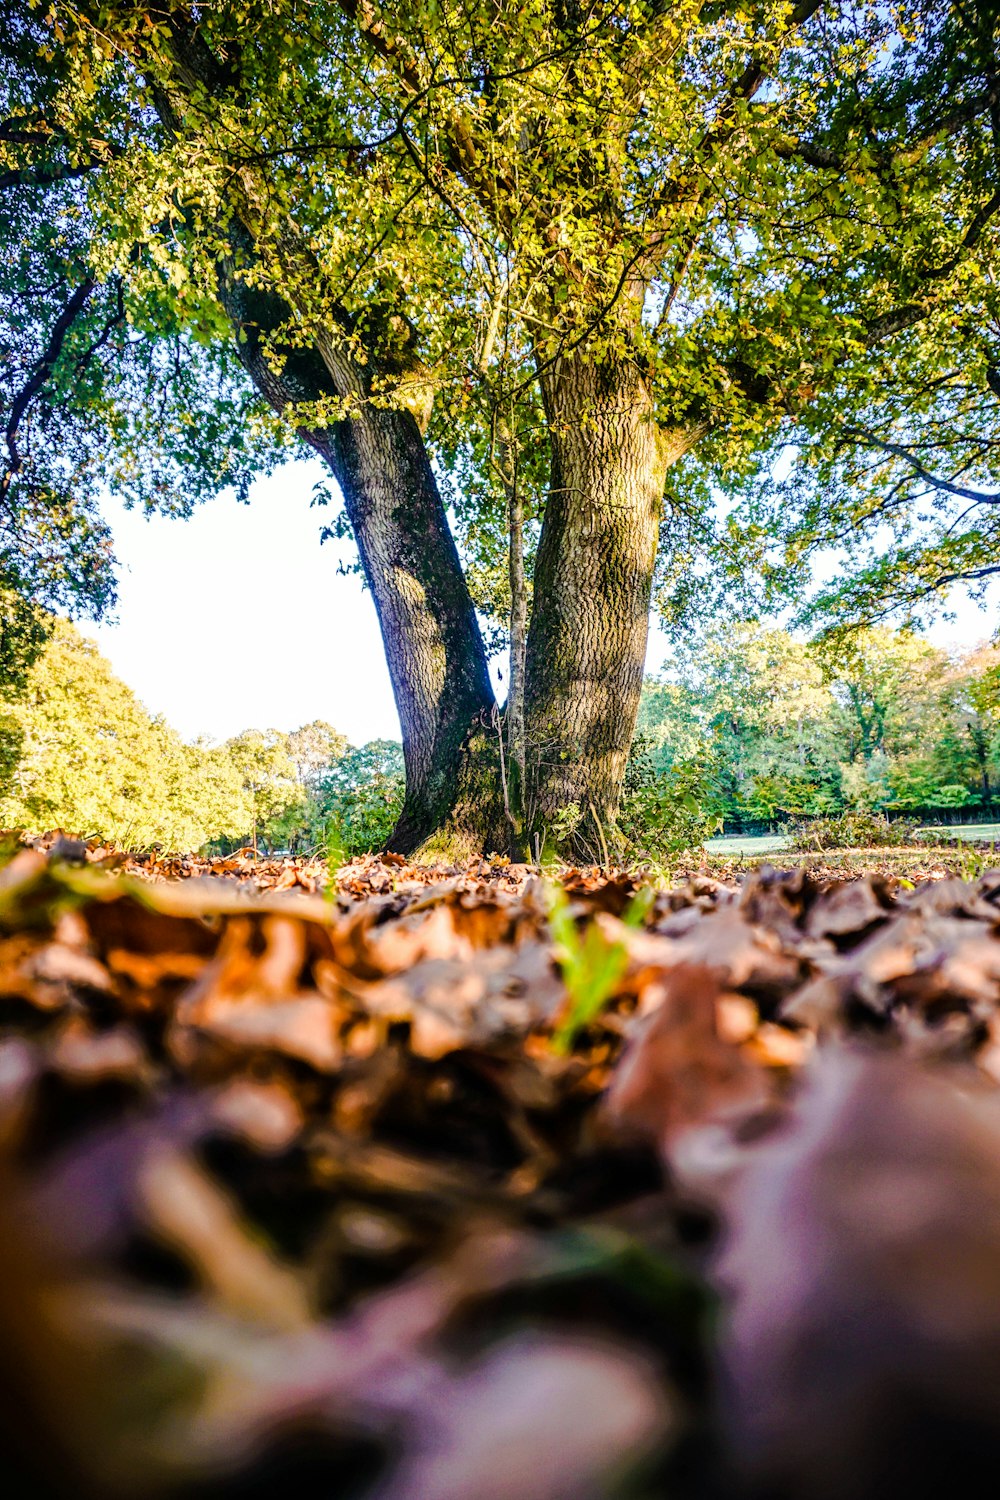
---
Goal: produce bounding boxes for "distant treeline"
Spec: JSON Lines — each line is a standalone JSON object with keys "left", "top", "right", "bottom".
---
{"left": 0, "top": 620, "right": 403, "bottom": 854}
{"left": 3, "top": 619, "right": 998, "bottom": 855}
{"left": 637, "top": 624, "right": 1000, "bottom": 833}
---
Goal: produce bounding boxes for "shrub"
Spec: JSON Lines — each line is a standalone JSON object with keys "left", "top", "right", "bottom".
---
{"left": 788, "top": 809, "right": 917, "bottom": 851}
{"left": 618, "top": 739, "right": 723, "bottom": 858}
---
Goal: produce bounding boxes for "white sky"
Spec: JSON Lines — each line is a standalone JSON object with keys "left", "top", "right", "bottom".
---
{"left": 85, "top": 457, "right": 1000, "bottom": 748}
{"left": 88, "top": 460, "right": 401, "bottom": 747}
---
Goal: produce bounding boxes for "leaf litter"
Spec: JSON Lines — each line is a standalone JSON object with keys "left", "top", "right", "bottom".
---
{"left": 5, "top": 843, "right": 1000, "bottom": 1494}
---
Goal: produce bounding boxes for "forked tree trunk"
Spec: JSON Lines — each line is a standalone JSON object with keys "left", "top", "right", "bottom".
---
{"left": 523, "top": 348, "right": 698, "bottom": 854}
{"left": 218, "top": 269, "right": 499, "bottom": 854}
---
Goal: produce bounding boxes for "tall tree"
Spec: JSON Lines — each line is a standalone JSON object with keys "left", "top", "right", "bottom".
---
{"left": 0, "top": 618, "right": 251, "bottom": 847}
{"left": 224, "top": 728, "right": 301, "bottom": 855}
{"left": 4, "top": 2, "right": 998, "bottom": 851}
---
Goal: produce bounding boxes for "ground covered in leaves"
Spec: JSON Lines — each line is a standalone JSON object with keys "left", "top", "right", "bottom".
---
{"left": 5, "top": 838, "right": 1000, "bottom": 1497}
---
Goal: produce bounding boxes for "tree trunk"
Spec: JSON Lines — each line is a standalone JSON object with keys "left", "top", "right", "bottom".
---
{"left": 494, "top": 414, "right": 528, "bottom": 858}
{"left": 970, "top": 721, "right": 992, "bottom": 808}
{"left": 310, "top": 412, "right": 502, "bottom": 854}
{"left": 523, "top": 348, "right": 697, "bottom": 855}
{"left": 217, "top": 265, "right": 499, "bottom": 855}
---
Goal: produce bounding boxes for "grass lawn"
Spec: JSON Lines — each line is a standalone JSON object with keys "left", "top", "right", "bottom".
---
{"left": 700, "top": 824, "right": 1000, "bottom": 881}
{"left": 707, "top": 832, "right": 790, "bottom": 856}
{"left": 707, "top": 822, "right": 1000, "bottom": 861}
{"left": 922, "top": 822, "right": 1000, "bottom": 842}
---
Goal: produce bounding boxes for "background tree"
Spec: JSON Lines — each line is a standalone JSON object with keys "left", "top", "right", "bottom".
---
{"left": 315, "top": 740, "right": 406, "bottom": 859}
{"left": 639, "top": 623, "right": 1000, "bottom": 829}
{"left": 950, "top": 644, "right": 1000, "bottom": 808}
{"left": 0, "top": 619, "right": 251, "bottom": 847}
{"left": 0, "top": 619, "right": 395, "bottom": 855}
{"left": 286, "top": 721, "right": 348, "bottom": 789}
{"left": 224, "top": 729, "right": 301, "bottom": 856}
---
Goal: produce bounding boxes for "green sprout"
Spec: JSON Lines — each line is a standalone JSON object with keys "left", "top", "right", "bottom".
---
{"left": 548, "top": 882, "right": 656, "bottom": 1053}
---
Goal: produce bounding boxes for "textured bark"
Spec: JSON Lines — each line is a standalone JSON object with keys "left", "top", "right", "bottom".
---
{"left": 523, "top": 348, "right": 699, "bottom": 852}
{"left": 496, "top": 418, "right": 529, "bottom": 858}
{"left": 216, "top": 259, "right": 497, "bottom": 854}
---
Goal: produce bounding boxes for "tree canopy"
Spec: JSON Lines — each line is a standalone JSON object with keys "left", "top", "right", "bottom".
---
{"left": 0, "top": 618, "right": 396, "bottom": 852}
{"left": 0, "top": 0, "right": 291, "bottom": 686}
{"left": 0, "top": 618, "right": 250, "bottom": 846}
{"left": 13, "top": 2, "right": 994, "bottom": 526}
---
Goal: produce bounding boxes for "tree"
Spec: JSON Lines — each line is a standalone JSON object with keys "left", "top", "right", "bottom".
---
{"left": 0, "top": 0, "right": 289, "bottom": 689}
{"left": 4, "top": 2, "right": 998, "bottom": 851}
{"left": 650, "top": 624, "right": 842, "bottom": 824}
{"left": 254, "top": 721, "right": 350, "bottom": 852}
{"left": 0, "top": 619, "right": 372, "bottom": 855}
{"left": 635, "top": 679, "right": 704, "bottom": 776}
{"left": 816, "top": 630, "right": 948, "bottom": 765}
{"left": 927, "top": 643, "right": 1000, "bottom": 810}
{"left": 317, "top": 739, "right": 406, "bottom": 857}
{"left": 637, "top": 623, "right": 1000, "bottom": 827}
{"left": 0, "top": 618, "right": 251, "bottom": 846}
{"left": 1, "top": 586, "right": 50, "bottom": 697}
{"left": 286, "top": 720, "right": 348, "bottom": 789}
{"left": 721, "top": 5, "right": 1000, "bottom": 635}
{"left": 224, "top": 729, "right": 301, "bottom": 855}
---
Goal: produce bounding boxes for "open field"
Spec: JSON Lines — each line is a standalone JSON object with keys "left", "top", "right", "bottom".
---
{"left": 708, "top": 823, "right": 1000, "bottom": 862}
{"left": 923, "top": 822, "right": 1000, "bottom": 842}
{"left": 707, "top": 832, "right": 790, "bottom": 855}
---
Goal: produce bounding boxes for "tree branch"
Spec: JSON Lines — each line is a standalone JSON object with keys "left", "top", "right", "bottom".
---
{"left": 647, "top": 1, "right": 826, "bottom": 283}
{"left": 772, "top": 136, "right": 846, "bottom": 171}
{"left": 770, "top": 79, "right": 1000, "bottom": 177}
{"left": 1, "top": 277, "right": 95, "bottom": 507}
{"left": 864, "top": 303, "right": 927, "bottom": 344}
{"left": 727, "top": 0, "right": 825, "bottom": 103}
{"left": 842, "top": 424, "right": 1000, "bottom": 506}
{"left": 0, "top": 161, "right": 100, "bottom": 190}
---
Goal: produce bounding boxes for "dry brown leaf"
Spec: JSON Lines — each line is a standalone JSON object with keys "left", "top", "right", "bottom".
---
{"left": 179, "top": 994, "right": 342, "bottom": 1071}
{"left": 138, "top": 1148, "right": 310, "bottom": 1330}
{"left": 716, "top": 1045, "right": 1000, "bottom": 1499}
{"left": 49, "top": 1020, "right": 150, "bottom": 1083}
{"left": 373, "top": 1334, "right": 670, "bottom": 1500}
{"left": 354, "top": 940, "right": 564, "bottom": 1058}
{"left": 208, "top": 1079, "right": 304, "bottom": 1153}
{"left": 603, "top": 965, "right": 772, "bottom": 1148}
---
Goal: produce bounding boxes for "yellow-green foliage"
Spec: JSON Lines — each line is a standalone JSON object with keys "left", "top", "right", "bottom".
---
{"left": 0, "top": 620, "right": 251, "bottom": 850}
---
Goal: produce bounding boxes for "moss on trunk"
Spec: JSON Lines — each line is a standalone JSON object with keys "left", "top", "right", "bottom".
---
{"left": 522, "top": 348, "right": 698, "bottom": 858}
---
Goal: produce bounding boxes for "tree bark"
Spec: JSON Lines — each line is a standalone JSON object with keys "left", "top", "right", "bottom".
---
{"left": 217, "top": 262, "right": 498, "bottom": 855}
{"left": 310, "top": 411, "right": 501, "bottom": 853}
{"left": 493, "top": 413, "right": 529, "bottom": 858}
{"left": 523, "top": 348, "right": 698, "bottom": 854}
